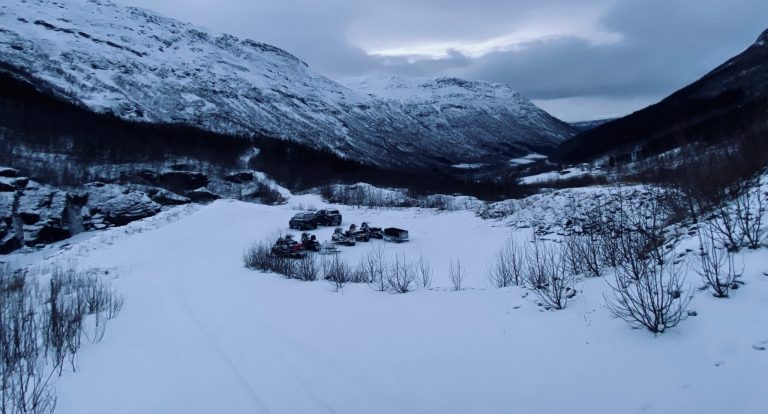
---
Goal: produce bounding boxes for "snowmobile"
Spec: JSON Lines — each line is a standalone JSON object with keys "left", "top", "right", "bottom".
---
{"left": 269, "top": 235, "right": 307, "bottom": 259}
{"left": 318, "top": 242, "right": 341, "bottom": 255}
{"left": 360, "top": 222, "right": 384, "bottom": 240}
{"left": 300, "top": 233, "right": 321, "bottom": 252}
{"left": 344, "top": 223, "right": 370, "bottom": 242}
{"left": 331, "top": 227, "right": 356, "bottom": 246}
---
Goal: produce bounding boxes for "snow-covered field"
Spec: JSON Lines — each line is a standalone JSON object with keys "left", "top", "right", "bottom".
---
{"left": 4, "top": 194, "right": 768, "bottom": 414}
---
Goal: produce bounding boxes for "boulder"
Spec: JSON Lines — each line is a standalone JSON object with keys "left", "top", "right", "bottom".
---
{"left": 0, "top": 179, "right": 14, "bottom": 192}
{"left": 157, "top": 171, "right": 208, "bottom": 193}
{"left": 185, "top": 188, "right": 221, "bottom": 203}
{"left": 0, "top": 167, "right": 19, "bottom": 178}
{"left": 0, "top": 233, "right": 21, "bottom": 254}
{"left": 17, "top": 181, "right": 72, "bottom": 246}
{"left": 146, "top": 187, "right": 191, "bottom": 206}
{"left": 84, "top": 183, "right": 161, "bottom": 227}
{"left": 224, "top": 171, "right": 254, "bottom": 184}
{"left": 169, "top": 163, "right": 195, "bottom": 171}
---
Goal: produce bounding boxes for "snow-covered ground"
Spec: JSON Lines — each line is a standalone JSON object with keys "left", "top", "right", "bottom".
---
{"left": 3, "top": 193, "right": 768, "bottom": 414}
{"left": 519, "top": 165, "right": 605, "bottom": 185}
{"left": 509, "top": 153, "right": 548, "bottom": 166}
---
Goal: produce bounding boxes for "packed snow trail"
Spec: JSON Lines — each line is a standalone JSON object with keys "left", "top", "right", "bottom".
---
{"left": 12, "top": 198, "right": 766, "bottom": 414}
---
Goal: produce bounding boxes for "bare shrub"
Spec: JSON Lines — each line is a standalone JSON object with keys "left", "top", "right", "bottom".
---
{"left": 487, "top": 239, "right": 524, "bottom": 288}
{"left": 322, "top": 255, "right": 352, "bottom": 291}
{"left": 449, "top": 258, "right": 466, "bottom": 291}
{"left": 293, "top": 255, "right": 319, "bottom": 282}
{"left": 734, "top": 183, "right": 766, "bottom": 250}
{"left": 710, "top": 201, "right": 742, "bottom": 251}
{"left": 243, "top": 240, "right": 297, "bottom": 279}
{"left": 386, "top": 255, "right": 416, "bottom": 294}
{"left": 366, "top": 245, "right": 388, "bottom": 292}
{"left": 1, "top": 265, "right": 122, "bottom": 414}
{"left": 615, "top": 231, "right": 653, "bottom": 282}
{"left": 605, "top": 250, "right": 691, "bottom": 334}
{"left": 563, "top": 234, "right": 604, "bottom": 278}
{"left": 523, "top": 236, "right": 575, "bottom": 310}
{"left": 694, "top": 224, "right": 740, "bottom": 298}
{"left": 416, "top": 253, "right": 433, "bottom": 289}
{"left": 633, "top": 190, "right": 674, "bottom": 266}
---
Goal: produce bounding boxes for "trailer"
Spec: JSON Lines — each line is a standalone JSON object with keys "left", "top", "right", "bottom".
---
{"left": 383, "top": 227, "right": 409, "bottom": 243}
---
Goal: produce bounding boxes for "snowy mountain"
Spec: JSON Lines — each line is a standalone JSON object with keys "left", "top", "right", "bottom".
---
{"left": 0, "top": 0, "right": 574, "bottom": 170}
{"left": 344, "top": 76, "right": 574, "bottom": 160}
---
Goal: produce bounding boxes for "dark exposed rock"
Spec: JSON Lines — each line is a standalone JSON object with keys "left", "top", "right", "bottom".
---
{"left": 224, "top": 171, "right": 254, "bottom": 184}
{"left": 145, "top": 187, "right": 191, "bottom": 205}
{"left": 0, "top": 180, "right": 15, "bottom": 192}
{"left": 0, "top": 233, "right": 21, "bottom": 254}
{"left": 185, "top": 188, "right": 220, "bottom": 203}
{"left": 84, "top": 183, "right": 161, "bottom": 227}
{"left": 0, "top": 167, "right": 19, "bottom": 178}
{"left": 19, "top": 211, "right": 40, "bottom": 225}
{"left": 169, "top": 163, "right": 195, "bottom": 171}
{"left": 157, "top": 171, "right": 208, "bottom": 193}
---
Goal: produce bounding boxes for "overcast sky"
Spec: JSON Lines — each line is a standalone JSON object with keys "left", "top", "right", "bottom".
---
{"left": 119, "top": 0, "right": 767, "bottom": 121}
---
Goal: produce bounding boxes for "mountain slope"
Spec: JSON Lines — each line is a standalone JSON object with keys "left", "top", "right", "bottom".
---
{"left": 556, "top": 28, "right": 768, "bottom": 164}
{"left": 0, "top": 0, "right": 574, "bottom": 170}
{"left": 345, "top": 76, "right": 574, "bottom": 160}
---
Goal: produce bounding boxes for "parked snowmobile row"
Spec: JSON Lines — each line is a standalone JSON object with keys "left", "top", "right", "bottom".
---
{"left": 270, "top": 221, "right": 408, "bottom": 259}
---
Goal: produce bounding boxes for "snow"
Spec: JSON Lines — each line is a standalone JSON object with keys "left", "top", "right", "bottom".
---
{"left": 519, "top": 165, "right": 602, "bottom": 185}
{"left": 451, "top": 163, "right": 486, "bottom": 169}
{"left": 509, "top": 153, "right": 548, "bottom": 165}
{"left": 5, "top": 191, "right": 767, "bottom": 414}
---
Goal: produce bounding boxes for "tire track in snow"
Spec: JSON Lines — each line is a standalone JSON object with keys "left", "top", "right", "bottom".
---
{"left": 174, "top": 289, "right": 273, "bottom": 414}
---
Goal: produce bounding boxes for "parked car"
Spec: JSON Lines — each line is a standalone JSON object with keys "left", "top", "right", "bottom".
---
{"left": 315, "top": 209, "right": 342, "bottom": 226}
{"left": 383, "top": 227, "right": 409, "bottom": 243}
{"left": 289, "top": 212, "right": 318, "bottom": 230}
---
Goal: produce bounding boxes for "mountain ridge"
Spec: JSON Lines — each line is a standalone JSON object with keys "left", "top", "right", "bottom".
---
{"left": 0, "top": 0, "right": 574, "bottom": 170}
{"left": 555, "top": 26, "right": 768, "bottom": 164}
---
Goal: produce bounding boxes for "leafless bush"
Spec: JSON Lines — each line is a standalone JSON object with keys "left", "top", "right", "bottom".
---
{"left": 694, "top": 224, "right": 740, "bottom": 298}
{"left": 734, "top": 183, "right": 766, "bottom": 250}
{"left": 243, "top": 241, "right": 297, "bottom": 279}
{"left": 322, "top": 255, "right": 353, "bottom": 291}
{"left": 615, "top": 231, "right": 653, "bottom": 282}
{"left": 710, "top": 201, "right": 742, "bottom": 251}
{"left": 386, "top": 255, "right": 416, "bottom": 294}
{"left": 348, "top": 260, "right": 371, "bottom": 284}
{"left": 633, "top": 191, "right": 674, "bottom": 266}
{"left": 487, "top": 239, "right": 524, "bottom": 288}
{"left": 366, "top": 245, "right": 388, "bottom": 292}
{"left": 523, "top": 236, "right": 575, "bottom": 310}
{"left": 563, "top": 234, "right": 604, "bottom": 278}
{"left": 605, "top": 250, "right": 691, "bottom": 334}
{"left": 416, "top": 254, "right": 433, "bottom": 289}
{"left": 449, "top": 258, "right": 466, "bottom": 291}
{"left": 293, "top": 255, "right": 319, "bottom": 282}
{"left": 598, "top": 231, "right": 623, "bottom": 269}
{"left": 1, "top": 265, "right": 122, "bottom": 414}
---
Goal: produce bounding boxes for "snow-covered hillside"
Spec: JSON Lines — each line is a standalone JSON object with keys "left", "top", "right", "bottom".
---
{"left": 345, "top": 76, "right": 572, "bottom": 155}
{"left": 5, "top": 187, "right": 767, "bottom": 414}
{"left": 0, "top": 0, "right": 574, "bottom": 169}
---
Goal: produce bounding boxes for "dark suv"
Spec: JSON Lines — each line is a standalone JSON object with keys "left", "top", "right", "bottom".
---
{"left": 289, "top": 212, "right": 318, "bottom": 230}
{"left": 315, "top": 209, "right": 342, "bottom": 226}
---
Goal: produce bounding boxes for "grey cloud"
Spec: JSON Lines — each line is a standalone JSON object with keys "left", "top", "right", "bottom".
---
{"left": 118, "top": 0, "right": 768, "bottom": 119}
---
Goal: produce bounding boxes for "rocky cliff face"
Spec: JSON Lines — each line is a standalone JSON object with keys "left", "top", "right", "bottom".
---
{"left": 0, "top": 0, "right": 574, "bottom": 169}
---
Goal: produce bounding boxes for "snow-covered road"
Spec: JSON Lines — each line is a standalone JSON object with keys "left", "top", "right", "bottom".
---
{"left": 8, "top": 197, "right": 768, "bottom": 414}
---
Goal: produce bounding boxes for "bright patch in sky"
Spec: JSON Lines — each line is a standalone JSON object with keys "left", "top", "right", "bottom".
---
{"left": 365, "top": 22, "right": 622, "bottom": 58}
